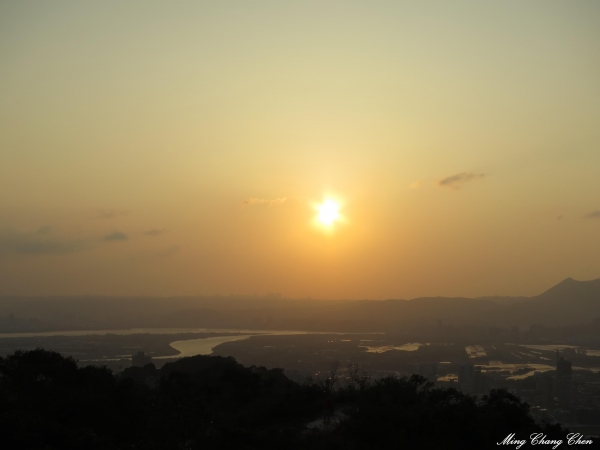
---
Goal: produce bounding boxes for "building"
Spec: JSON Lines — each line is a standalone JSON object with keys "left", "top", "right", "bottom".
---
{"left": 458, "top": 364, "right": 487, "bottom": 396}
{"left": 534, "top": 371, "right": 554, "bottom": 408}
{"left": 474, "top": 368, "right": 487, "bottom": 395}
{"left": 132, "top": 351, "right": 152, "bottom": 367}
{"left": 556, "top": 355, "right": 573, "bottom": 407}
{"left": 458, "top": 364, "right": 475, "bottom": 394}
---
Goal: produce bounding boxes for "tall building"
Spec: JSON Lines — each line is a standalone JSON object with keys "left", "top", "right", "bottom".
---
{"left": 474, "top": 368, "right": 487, "bottom": 395}
{"left": 458, "top": 364, "right": 487, "bottom": 395}
{"left": 132, "top": 351, "right": 152, "bottom": 367}
{"left": 556, "top": 354, "right": 573, "bottom": 407}
{"left": 535, "top": 371, "right": 554, "bottom": 408}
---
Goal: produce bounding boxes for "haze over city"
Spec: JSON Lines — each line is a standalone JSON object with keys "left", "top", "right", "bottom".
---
{"left": 1, "top": 1, "right": 599, "bottom": 300}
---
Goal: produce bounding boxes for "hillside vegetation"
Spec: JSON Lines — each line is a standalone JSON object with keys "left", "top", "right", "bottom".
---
{"left": 0, "top": 349, "right": 567, "bottom": 449}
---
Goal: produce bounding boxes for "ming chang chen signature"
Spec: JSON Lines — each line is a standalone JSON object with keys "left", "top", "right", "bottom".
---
{"left": 498, "top": 433, "right": 594, "bottom": 449}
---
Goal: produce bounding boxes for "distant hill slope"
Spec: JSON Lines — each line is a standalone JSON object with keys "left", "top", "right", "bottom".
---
{"left": 1, "top": 277, "right": 599, "bottom": 331}
{"left": 476, "top": 296, "right": 530, "bottom": 305}
{"left": 534, "top": 277, "right": 600, "bottom": 303}
{"left": 293, "top": 278, "right": 600, "bottom": 329}
{"left": 508, "top": 277, "right": 600, "bottom": 326}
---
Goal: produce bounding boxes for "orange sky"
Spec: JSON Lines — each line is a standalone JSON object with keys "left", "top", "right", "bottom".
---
{"left": 1, "top": 1, "right": 599, "bottom": 299}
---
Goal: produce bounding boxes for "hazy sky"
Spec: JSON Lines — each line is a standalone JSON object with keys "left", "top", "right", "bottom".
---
{"left": 1, "top": 1, "right": 599, "bottom": 299}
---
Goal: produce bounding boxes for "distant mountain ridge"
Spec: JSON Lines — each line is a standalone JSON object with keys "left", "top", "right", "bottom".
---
{"left": 534, "top": 277, "right": 600, "bottom": 303}
{"left": 373, "top": 277, "right": 600, "bottom": 328}
{"left": 283, "top": 277, "right": 600, "bottom": 329}
{"left": 0, "top": 277, "right": 599, "bottom": 332}
{"left": 475, "top": 296, "right": 530, "bottom": 306}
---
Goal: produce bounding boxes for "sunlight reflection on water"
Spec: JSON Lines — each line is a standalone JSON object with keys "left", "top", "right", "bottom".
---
{"left": 154, "top": 335, "right": 255, "bottom": 359}
{"left": 360, "top": 343, "right": 427, "bottom": 353}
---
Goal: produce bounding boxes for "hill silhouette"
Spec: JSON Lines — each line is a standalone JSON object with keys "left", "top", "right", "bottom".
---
{"left": 535, "top": 277, "right": 600, "bottom": 303}
{"left": 0, "top": 349, "right": 568, "bottom": 449}
{"left": 1, "top": 278, "right": 599, "bottom": 332}
{"left": 281, "top": 277, "right": 600, "bottom": 329}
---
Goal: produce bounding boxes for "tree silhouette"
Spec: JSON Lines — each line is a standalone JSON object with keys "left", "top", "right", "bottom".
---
{"left": 0, "top": 349, "right": 570, "bottom": 450}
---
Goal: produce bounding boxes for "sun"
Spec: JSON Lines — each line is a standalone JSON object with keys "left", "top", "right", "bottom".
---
{"left": 317, "top": 199, "right": 340, "bottom": 226}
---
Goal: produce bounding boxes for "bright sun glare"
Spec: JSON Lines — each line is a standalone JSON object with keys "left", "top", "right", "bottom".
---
{"left": 317, "top": 199, "right": 340, "bottom": 226}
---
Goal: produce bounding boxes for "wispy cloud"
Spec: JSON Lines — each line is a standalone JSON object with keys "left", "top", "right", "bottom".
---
{"left": 438, "top": 172, "right": 485, "bottom": 189}
{"left": 145, "top": 228, "right": 167, "bottom": 236}
{"left": 241, "top": 197, "right": 287, "bottom": 207}
{"left": 409, "top": 180, "right": 423, "bottom": 189}
{"left": 155, "top": 245, "right": 180, "bottom": 258}
{"left": 585, "top": 210, "right": 600, "bottom": 219}
{"left": 35, "top": 225, "right": 53, "bottom": 235}
{"left": 94, "top": 209, "right": 130, "bottom": 220}
{"left": 0, "top": 229, "right": 85, "bottom": 255}
{"left": 101, "top": 232, "right": 128, "bottom": 241}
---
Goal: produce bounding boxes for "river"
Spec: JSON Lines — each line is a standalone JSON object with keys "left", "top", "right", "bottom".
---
{"left": 0, "top": 327, "right": 360, "bottom": 359}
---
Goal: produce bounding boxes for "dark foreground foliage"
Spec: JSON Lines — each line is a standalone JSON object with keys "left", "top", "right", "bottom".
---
{"left": 0, "top": 349, "right": 574, "bottom": 449}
